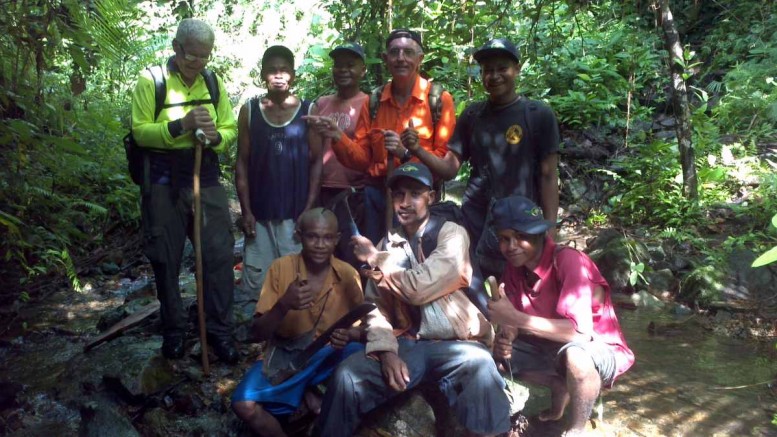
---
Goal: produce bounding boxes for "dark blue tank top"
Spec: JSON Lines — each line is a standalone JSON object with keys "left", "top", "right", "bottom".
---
{"left": 248, "top": 98, "right": 311, "bottom": 221}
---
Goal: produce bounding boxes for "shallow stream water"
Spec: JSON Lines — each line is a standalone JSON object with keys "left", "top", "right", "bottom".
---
{"left": 1, "top": 277, "right": 775, "bottom": 436}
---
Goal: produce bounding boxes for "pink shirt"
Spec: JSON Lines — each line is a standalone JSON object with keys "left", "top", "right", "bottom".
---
{"left": 501, "top": 238, "right": 635, "bottom": 381}
{"left": 313, "top": 93, "right": 369, "bottom": 189}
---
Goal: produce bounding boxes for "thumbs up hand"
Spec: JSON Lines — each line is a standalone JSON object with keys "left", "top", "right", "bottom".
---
{"left": 487, "top": 281, "right": 522, "bottom": 327}
{"left": 401, "top": 118, "right": 420, "bottom": 153}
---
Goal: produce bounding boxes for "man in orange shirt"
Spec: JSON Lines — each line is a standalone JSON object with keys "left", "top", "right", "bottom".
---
{"left": 307, "top": 29, "right": 456, "bottom": 243}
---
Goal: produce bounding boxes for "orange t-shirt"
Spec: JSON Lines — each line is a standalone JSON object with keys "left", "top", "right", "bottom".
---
{"left": 331, "top": 75, "right": 455, "bottom": 178}
{"left": 255, "top": 254, "right": 364, "bottom": 339}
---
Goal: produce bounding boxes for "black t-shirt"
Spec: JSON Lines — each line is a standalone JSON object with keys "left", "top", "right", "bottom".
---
{"left": 449, "top": 97, "right": 559, "bottom": 239}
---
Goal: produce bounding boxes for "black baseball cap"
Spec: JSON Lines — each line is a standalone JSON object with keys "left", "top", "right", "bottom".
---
{"left": 490, "top": 196, "right": 554, "bottom": 235}
{"left": 387, "top": 162, "right": 433, "bottom": 190}
{"left": 386, "top": 28, "right": 424, "bottom": 51}
{"left": 262, "top": 45, "right": 294, "bottom": 69}
{"left": 473, "top": 38, "right": 520, "bottom": 63}
{"left": 329, "top": 42, "right": 366, "bottom": 62}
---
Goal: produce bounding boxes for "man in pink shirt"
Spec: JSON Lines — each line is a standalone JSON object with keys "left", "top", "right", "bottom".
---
{"left": 487, "top": 196, "right": 634, "bottom": 436}
{"left": 307, "top": 43, "right": 369, "bottom": 266}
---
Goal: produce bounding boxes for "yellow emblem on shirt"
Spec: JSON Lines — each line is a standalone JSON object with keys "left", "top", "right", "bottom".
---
{"left": 505, "top": 124, "right": 523, "bottom": 145}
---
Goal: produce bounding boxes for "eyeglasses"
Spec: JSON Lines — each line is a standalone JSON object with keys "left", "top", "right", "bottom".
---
{"left": 387, "top": 47, "right": 422, "bottom": 59}
{"left": 176, "top": 40, "right": 211, "bottom": 63}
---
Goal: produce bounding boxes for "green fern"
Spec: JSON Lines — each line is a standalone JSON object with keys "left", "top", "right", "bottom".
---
{"left": 71, "top": 200, "right": 108, "bottom": 216}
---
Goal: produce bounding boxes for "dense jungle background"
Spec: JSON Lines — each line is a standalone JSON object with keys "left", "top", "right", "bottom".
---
{"left": 1, "top": 0, "right": 777, "bottom": 436}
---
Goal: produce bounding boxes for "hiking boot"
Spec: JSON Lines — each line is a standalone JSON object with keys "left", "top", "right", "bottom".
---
{"left": 162, "top": 335, "right": 185, "bottom": 359}
{"left": 210, "top": 336, "right": 239, "bottom": 364}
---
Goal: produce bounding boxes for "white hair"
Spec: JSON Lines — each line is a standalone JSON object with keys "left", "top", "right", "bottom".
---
{"left": 175, "top": 18, "right": 215, "bottom": 45}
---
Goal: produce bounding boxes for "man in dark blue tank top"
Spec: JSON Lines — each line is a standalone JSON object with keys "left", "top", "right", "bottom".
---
{"left": 236, "top": 45, "right": 323, "bottom": 295}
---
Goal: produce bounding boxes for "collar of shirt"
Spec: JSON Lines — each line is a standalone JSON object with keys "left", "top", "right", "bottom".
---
{"left": 532, "top": 236, "right": 557, "bottom": 281}
{"left": 511, "top": 236, "right": 557, "bottom": 294}
{"left": 380, "top": 75, "right": 429, "bottom": 108}
{"left": 294, "top": 254, "right": 346, "bottom": 289}
{"left": 165, "top": 56, "right": 204, "bottom": 89}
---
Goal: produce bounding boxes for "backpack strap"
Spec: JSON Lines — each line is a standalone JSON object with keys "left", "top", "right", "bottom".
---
{"left": 523, "top": 98, "right": 539, "bottom": 147}
{"left": 200, "top": 69, "right": 220, "bottom": 107}
{"left": 428, "top": 82, "right": 444, "bottom": 128}
{"left": 369, "top": 84, "right": 384, "bottom": 121}
{"left": 147, "top": 65, "right": 167, "bottom": 121}
{"left": 418, "top": 215, "right": 447, "bottom": 261}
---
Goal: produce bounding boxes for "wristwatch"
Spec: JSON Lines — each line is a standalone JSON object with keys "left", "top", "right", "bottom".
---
{"left": 401, "top": 148, "right": 413, "bottom": 163}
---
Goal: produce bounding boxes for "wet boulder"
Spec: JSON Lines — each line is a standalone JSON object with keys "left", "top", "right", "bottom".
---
{"left": 79, "top": 397, "right": 139, "bottom": 437}
{"left": 681, "top": 249, "right": 777, "bottom": 307}
{"left": 586, "top": 230, "right": 650, "bottom": 293}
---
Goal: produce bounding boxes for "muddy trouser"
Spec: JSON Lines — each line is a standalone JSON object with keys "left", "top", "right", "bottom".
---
{"left": 317, "top": 338, "right": 511, "bottom": 437}
{"left": 241, "top": 219, "right": 300, "bottom": 295}
{"left": 142, "top": 184, "right": 235, "bottom": 340}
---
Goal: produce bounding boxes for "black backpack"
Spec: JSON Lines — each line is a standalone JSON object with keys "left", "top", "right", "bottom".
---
{"left": 124, "top": 65, "right": 221, "bottom": 185}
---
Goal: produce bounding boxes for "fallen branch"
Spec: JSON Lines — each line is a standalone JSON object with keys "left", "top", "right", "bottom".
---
{"left": 710, "top": 379, "right": 776, "bottom": 390}
{"left": 83, "top": 301, "right": 160, "bottom": 352}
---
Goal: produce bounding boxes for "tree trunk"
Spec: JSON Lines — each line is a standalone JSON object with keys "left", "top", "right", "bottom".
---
{"left": 659, "top": 0, "right": 698, "bottom": 200}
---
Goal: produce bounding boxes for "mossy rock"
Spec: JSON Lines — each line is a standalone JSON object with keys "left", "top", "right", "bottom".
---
{"left": 679, "top": 265, "right": 725, "bottom": 305}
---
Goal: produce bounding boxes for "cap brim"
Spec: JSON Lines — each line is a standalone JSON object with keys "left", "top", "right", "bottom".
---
{"left": 387, "top": 174, "right": 432, "bottom": 190}
{"left": 328, "top": 47, "right": 365, "bottom": 61}
{"left": 493, "top": 218, "right": 553, "bottom": 235}
{"left": 474, "top": 48, "right": 519, "bottom": 63}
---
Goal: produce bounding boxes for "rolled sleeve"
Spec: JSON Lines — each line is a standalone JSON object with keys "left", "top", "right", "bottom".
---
{"left": 430, "top": 91, "right": 455, "bottom": 158}
{"left": 331, "top": 98, "right": 375, "bottom": 172}
{"left": 364, "top": 304, "right": 399, "bottom": 356}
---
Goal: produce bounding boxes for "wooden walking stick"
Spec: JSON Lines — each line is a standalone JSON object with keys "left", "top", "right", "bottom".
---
{"left": 194, "top": 129, "right": 210, "bottom": 376}
{"left": 385, "top": 156, "right": 395, "bottom": 237}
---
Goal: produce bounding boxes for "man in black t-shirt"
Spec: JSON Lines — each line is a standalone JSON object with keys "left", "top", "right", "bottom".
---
{"left": 421, "top": 38, "right": 560, "bottom": 282}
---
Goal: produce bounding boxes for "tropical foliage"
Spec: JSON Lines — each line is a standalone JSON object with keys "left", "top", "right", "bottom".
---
{"left": 1, "top": 0, "right": 776, "bottom": 302}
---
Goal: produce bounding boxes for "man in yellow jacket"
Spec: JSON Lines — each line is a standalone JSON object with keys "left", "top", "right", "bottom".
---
{"left": 130, "top": 18, "right": 238, "bottom": 363}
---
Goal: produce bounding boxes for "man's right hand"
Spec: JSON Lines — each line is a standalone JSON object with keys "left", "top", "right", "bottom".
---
{"left": 400, "top": 119, "right": 420, "bottom": 153}
{"left": 383, "top": 130, "right": 407, "bottom": 158}
{"left": 242, "top": 212, "right": 257, "bottom": 237}
{"left": 302, "top": 115, "right": 343, "bottom": 141}
{"left": 379, "top": 351, "right": 410, "bottom": 392}
{"left": 278, "top": 274, "right": 315, "bottom": 311}
{"left": 351, "top": 235, "right": 378, "bottom": 263}
{"left": 183, "top": 106, "right": 218, "bottom": 142}
{"left": 493, "top": 326, "right": 518, "bottom": 361}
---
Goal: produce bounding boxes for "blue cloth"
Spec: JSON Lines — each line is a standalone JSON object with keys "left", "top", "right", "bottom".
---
{"left": 248, "top": 99, "right": 311, "bottom": 221}
{"left": 232, "top": 342, "right": 363, "bottom": 416}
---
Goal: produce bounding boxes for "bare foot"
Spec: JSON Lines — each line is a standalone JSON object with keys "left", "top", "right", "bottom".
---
{"left": 539, "top": 379, "right": 570, "bottom": 422}
{"left": 303, "top": 389, "right": 322, "bottom": 415}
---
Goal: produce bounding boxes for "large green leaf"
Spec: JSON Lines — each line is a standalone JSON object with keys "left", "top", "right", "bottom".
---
{"left": 752, "top": 247, "right": 777, "bottom": 268}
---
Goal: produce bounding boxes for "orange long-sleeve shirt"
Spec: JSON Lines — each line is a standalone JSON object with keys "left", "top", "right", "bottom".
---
{"left": 330, "top": 75, "right": 456, "bottom": 178}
